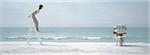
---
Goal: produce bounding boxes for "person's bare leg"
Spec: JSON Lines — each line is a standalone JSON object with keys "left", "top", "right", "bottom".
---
{"left": 116, "top": 37, "right": 119, "bottom": 46}
{"left": 120, "top": 37, "right": 124, "bottom": 46}
{"left": 118, "top": 37, "right": 124, "bottom": 46}
{"left": 32, "top": 15, "right": 39, "bottom": 32}
{"left": 119, "top": 38, "right": 122, "bottom": 46}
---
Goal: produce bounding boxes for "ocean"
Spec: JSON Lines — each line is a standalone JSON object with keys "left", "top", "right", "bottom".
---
{"left": 0, "top": 27, "right": 149, "bottom": 43}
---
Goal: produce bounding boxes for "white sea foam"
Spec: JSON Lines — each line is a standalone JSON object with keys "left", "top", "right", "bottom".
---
{"left": 43, "top": 36, "right": 67, "bottom": 40}
{"left": 7, "top": 35, "right": 103, "bottom": 40}
{"left": 82, "top": 37, "right": 102, "bottom": 40}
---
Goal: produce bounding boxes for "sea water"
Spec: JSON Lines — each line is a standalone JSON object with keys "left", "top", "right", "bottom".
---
{"left": 0, "top": 27, "right": 149, "bottom": 43}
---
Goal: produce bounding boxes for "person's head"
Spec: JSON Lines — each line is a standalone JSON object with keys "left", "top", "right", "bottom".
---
{"left": 39, "top": 4, "right": 43, "bottom": 10}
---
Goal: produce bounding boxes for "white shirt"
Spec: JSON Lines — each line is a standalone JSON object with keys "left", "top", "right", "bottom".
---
{"left": 113, "top": 24, "right": 127, "bottom": 33}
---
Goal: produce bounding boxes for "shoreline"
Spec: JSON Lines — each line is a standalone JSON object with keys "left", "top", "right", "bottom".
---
{"left": 0, "top": 42, "right": 149, "bottom": 55}
{"left": 0, "top": 42, "right": 149, "bottom": 44}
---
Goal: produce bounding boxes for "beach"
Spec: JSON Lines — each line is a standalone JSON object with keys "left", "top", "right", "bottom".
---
{"left": 0, "top": 42, "right": 149, "bottom": 55}
{"left": 0, "top": 0, "right": 149, "bottom": 55}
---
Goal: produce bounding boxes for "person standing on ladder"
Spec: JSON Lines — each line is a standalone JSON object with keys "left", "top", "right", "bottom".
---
{"left": 28, "top": 4, "right": 44, "bottom": 45}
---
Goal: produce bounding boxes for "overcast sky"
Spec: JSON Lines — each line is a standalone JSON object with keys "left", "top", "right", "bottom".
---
{"left": 0, "top": 0, "right": 149, "bottom": 27}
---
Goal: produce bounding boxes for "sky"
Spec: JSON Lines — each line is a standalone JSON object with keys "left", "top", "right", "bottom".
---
{"left": 0, "top": 0, "right": 149, "bottom": 27}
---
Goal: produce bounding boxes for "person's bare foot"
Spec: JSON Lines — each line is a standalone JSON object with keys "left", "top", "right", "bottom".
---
{"left": 120, "top": 45, "right": 124, "bottom": 46}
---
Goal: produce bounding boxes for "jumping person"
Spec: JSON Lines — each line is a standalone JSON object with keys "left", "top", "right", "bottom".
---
{"left": 28, "top": 4, "right": 43, "bottom": 32}
{"left": 28, "top": 4, "right": 44, "bottom": 45}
